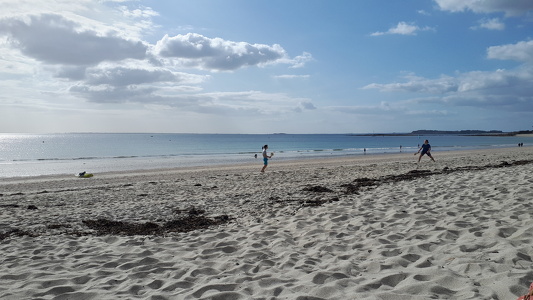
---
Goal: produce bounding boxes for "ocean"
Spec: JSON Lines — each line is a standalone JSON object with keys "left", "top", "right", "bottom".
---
{"left": 1, "top": 133, "right": 531, "bottom": 178}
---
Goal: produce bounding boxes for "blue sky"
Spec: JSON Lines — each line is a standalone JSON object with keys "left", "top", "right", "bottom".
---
{"left": 1, "top": 0, "right": 532, "bottom": 133}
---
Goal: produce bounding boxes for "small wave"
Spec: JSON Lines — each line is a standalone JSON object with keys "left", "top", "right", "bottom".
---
{"left": 237, "top": 151, "right": 260, "bottom": 155}
{"left": 15, "top": 155, "right": 139, "bottom": 162}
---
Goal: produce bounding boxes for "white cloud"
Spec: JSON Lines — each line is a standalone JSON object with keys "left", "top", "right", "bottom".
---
{"left": 434, "top": 0, "right": 533, "bottom": 17}
{"left": 363, "top": 74, "right": 458, "bottom": 94}
{"left": 471, "top": 18, "right": 505, "bottom": 31}
{"left": 299, "top": 101, "right": 316, "bottom": 110}
{"left": 405, "top": 109, "right": 450, "bottom": 116}
{"left": 288, "top": 52, "right": 313, "bottom": 68}
{"left": 69, "top": 84, "right": 157, "bottom": 103}
{"left": 119, "top": 6, "right": 159, "bottom": 19}
{"left": 83, "top": 65, "right": 206, "bottom": 87}
{"left": 0, "top": 42, "right": 37, "bottom": 74}
{"left": 66, "top": 79, "right": 317, "bottom": 115}
{"left": 371, "top": 22, "right": 434, "bottom": 36}
{"left": 1, "top": 0, "right": 155, "bottom": 40}
{"left": 65, "top": 61, "right": 210, "bottom": 103}
{"left": 364, "top": 38, "right": 533, "bottom": 104}
{"left": 164, "top": 91, "right": 316, "bottom": 115}
{"left": 274, "top": 75, "right": 310, "bottom": 79}
{"left": 363, "top": 67, "right": 533, "bottom": 111}
{"left": 0, "top": 3, "right": 313, "bottom": 119}
{"left": 0, "top": 14, "right": 147, "bottom": 65}
{"left": 153, "top": 33, "right": 290, "bottom": 71}
{"left": 487, "top": 40, "right": 533, "bottom": 63}
{"left": 1, "top": 0, "right": 92, "bottom": 17}
{"left": 457, "top": 69, "right": 532, "bottom": 94}
{"left": 328, "top": 102, "right": 400, "bottom": 115}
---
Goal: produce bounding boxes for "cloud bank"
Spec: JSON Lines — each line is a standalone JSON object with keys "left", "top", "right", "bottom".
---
{"left": 153, "top": 33, "right": 288, "bottom": 71}
{"left": 0, "top": 4, "right": 314, "bottom": 116}
{"left": 362, "top": 39, "right": 533, "bottom": 112}
{"left": 434, "top": 0, "right": 533, "bottom": 16}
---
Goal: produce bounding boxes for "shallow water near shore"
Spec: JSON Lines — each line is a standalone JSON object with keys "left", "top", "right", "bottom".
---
{"left": 1, "top": 133, "right": 532, "bottom": 177}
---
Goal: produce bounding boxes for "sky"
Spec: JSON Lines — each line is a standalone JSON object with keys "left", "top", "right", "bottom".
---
{"left": 1, "top": 0, "right": 533, "bottom": 134}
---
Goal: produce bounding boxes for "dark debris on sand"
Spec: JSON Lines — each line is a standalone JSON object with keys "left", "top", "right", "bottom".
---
{"left": 341, "top": 160, "right": 533, "bottom": 195}
{"left": 0, "top": 228, "right": 36, "bottom": 241}
{"left": 303, "top": 185, "right": 334, "bottom": 193}
{"left": 83, "top": 213, "right": 231, "bottom": 236}
{"left": 276, "top": 159, "right": 533, "bottom": 208}
{"left": 0, "top": 210, "right": 231, "bottom": 240}
{"left": 294, "top": 159, "right": 533, "bottom": 203}
{"left": 341, "top": 177, "right": 380, "bottom": 194}
{"left": 300, "top": 197, "right": 340, "bottom": 207}
{"left": 2, "top": 159, "right": 532, "bottom": 240}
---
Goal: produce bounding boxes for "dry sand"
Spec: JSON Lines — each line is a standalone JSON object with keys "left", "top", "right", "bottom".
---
{"left": 1, "top": 147, "right": 533, "bottom": 299}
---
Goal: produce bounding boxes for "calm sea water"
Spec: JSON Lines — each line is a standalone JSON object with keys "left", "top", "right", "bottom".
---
{"left": 0, "top": 133, "right": 531, "bottom": 178}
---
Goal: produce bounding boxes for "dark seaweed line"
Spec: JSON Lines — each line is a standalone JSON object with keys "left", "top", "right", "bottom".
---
{"left": 301, "top": 159, "right": 533, "bottom": 200}
{"left": 1, "top": 159, "right": 532, "bottom": 241}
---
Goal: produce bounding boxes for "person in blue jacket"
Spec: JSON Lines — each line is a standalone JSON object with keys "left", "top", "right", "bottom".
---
{"left": 415, "top": 139, "right": 436, "bottom": 162}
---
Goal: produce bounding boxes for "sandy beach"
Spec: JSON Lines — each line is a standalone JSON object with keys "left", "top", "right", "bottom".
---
{"left": 1, "top": 147, "right": 533, "bottom": 299}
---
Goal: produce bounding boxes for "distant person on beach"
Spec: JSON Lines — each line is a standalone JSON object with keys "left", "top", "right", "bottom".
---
{"left": 260, "top": 145, "right": 273, "bottom": 173}
{"left": 415, "top": 139, "right": 435, "bottom": 162}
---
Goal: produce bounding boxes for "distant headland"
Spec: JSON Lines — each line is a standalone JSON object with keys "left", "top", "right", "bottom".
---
{"left": 351, "top": 130, "right": 533, "bottom": 137}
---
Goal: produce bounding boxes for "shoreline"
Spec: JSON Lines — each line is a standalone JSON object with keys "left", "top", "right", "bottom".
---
{"left": 1, "top": 145, "right": 529, "bottom": 183}
{"left": 2, "top": 132, "right": 532, "bottom": 179}
{"left": 2, "top": 146, "right": 533, "bottom": 299}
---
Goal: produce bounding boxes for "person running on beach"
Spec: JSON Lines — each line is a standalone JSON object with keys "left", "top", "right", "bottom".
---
{"left": 260, "top": 145, "right": 272, "bottom": 173}
{"left": 415, "top": 139, "right": 435, "bottom": 162}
